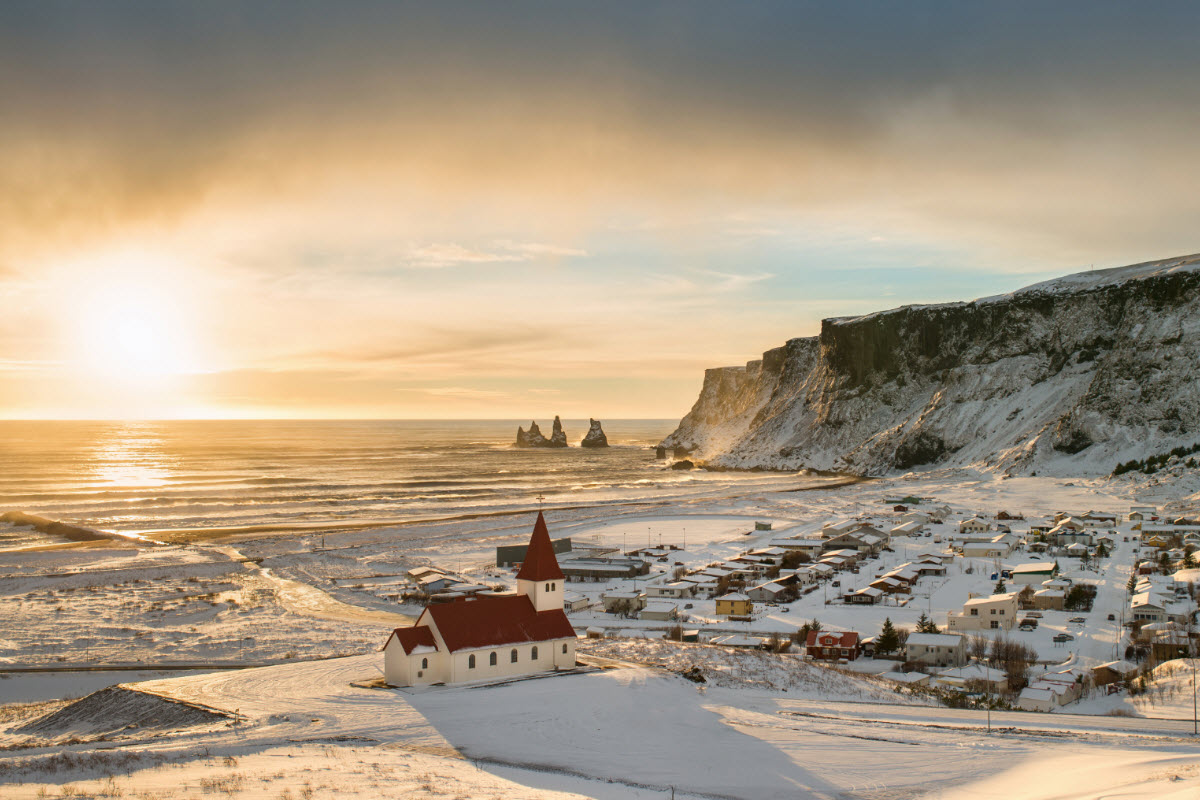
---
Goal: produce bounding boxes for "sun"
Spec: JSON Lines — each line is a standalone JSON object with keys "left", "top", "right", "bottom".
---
{"left": 67, "top": 265, "right": 200, "bottom": 384}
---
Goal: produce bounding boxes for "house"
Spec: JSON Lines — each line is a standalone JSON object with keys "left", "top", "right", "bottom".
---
{"left": 869, "top": 576, "right": 909, "bottom": 595}
{"left": 905, "top": 632, "right": 967, "bottom": 668}
{"left": 640, "top": 601, "right": 679, "bottom": 622}
{"left": 747, "top": 581, "right": 791, "bottom": 604}
{"left": 646, "top": 582, "right": 698, "bottom": 599}
{"left": 946, "top": 593, "right": 1019, "bottom": 632}
{"left": 711, "top": 634, "right": 768, "bottom": 649}
{"left": 383, "top": 512, "right": 577, "bottom": 687}
{"left": 962, "top": 533, "right": 1015, "bottom": 558}
{"left": 1010, "top": 562, "right": 1056, "bottom": 585}
{"left": 562, "top": 591, "right": 589, "bottom": 612}
{"left": 1030, "top": 589, "right": 1065, "bottom": 611}
{"left": 1065, "top": 542, "right": 1089, "bottom": 557}
{"left": 1091, "top": 660, "right": 1139, "bottom": 687}
{"left": 934, "top": 664, "right": 1007, "bottom": 693}
{"left": 805, "top": 630, "right": 861, "bottom": 662}
{"left": 1129, "top": 506, "right": 1157, "bottom": 522}
{"left": 822, "top": 531, "right": 885, "bottom": 555}
{"left": 959, "top": 517, "right": 990, "bottom": 534}
{"left": 601, "top": 591, "right": 648, "bottom": 615}
{"left": 769, "top": 538, "right": 825, "bottom": 556}
{"left": 1151, "top": 630, "right": 1194, "bottom": 662}
{"left": 715, "top": 593, "right": 753, "bottom": 617}
{"left": 882, "top": 671, "right": 931, "bottom": 687}
{"left": 844, "top": 586, "right": 883, "bottom": 604}
{"left": 1130, "top": 592, "right": 1167, "bottom": 623}
{"left": 891, "top": 521, "right": 925, "bottom": 537}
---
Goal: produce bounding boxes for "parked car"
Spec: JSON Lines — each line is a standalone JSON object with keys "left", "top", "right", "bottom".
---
{"left": 831, "top": 580, "right": 841, "bottom": 588}
{"left": 1026, "top": 611, "right": 1043, "bottom": 618}
{"left": 1068, "top": 617, "right": 1086, "bottom": 624}
{"left": 1053, "top": 633, "right": 1074, "bottom": 642}
{"left": 1107, "top": 613, "right": 1116, "bottom": 621}
{"left": 1018, "top": 621, "right": 1037, "bottom": 632}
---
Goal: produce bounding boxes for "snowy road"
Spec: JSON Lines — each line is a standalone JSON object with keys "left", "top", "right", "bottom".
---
{"left": 204, "top": 544, "right": 414, "bottom": 627}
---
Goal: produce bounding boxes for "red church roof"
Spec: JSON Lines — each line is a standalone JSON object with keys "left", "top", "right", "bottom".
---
{"left": 423, "top": 594, "right": 574, "bottom": 652}
{"left": 515, "top": 511, "right": 565, "bottom": 581}
{"left": 384, "top": 625, "right": 437, "bottom": 655}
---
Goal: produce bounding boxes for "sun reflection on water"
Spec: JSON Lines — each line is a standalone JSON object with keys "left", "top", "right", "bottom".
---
{"left": 88, "top": 422, "right": 173, "bottom": 488}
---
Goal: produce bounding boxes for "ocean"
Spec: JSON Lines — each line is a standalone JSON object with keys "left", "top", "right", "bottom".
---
{"left": 0, "top": 420, "right": 804, "bottom": 535}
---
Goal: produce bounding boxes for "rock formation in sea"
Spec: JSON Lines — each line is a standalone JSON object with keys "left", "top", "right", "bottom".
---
{"left": 581, "top": 419, "right": 609, "bottom": 448}
{"left": 548, "top": 416, "right": 568, "bottom": 447}
{"left": 515, "top": 421, "right": 548, "bottom": 448}
{"left": 660, "top": 253, "right": 1200, "bottom": 477}
{"left": 516, "top": 417, "right": 569, "bottom": 448}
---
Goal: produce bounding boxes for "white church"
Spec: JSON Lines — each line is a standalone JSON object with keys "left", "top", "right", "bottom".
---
{"left": 383, "top": 512, "right": 578, "bottom": 686}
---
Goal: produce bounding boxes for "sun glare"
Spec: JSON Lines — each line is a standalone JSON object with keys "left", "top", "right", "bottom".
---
{"left": 65, "top": 255, "right": 202, "bottom": 386}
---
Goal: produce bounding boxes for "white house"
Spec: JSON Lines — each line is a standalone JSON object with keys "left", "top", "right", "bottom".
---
{"left": 959, "top": 517, "right": 990, "bottom": 535}
{"left": 1010, "top": 562, "right": 1056, "bottom": 585}
{"left": 383, "top": 512, "right": 577, "bottom": 687}
{"left": 946, "top": 592, "right": 1019, "bottom": 632}
{"left": 905, "top": 633, "right": 967, "bottom": 668}
{"left": 962, "top": 533, "right": 1015, "bottom": 558}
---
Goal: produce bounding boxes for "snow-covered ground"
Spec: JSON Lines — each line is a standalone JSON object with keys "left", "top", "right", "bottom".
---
{"left": 3, "top": 470, "right": 1200, "bottom": 797}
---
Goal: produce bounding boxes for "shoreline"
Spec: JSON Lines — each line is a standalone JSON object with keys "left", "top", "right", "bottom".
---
{"left": 18, "top": 474, "right": 872, "bottom": 545}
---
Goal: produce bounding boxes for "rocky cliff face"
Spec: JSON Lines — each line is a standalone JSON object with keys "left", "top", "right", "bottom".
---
{"left": 661, "top": 254, "right": 1200, "bottom": 476}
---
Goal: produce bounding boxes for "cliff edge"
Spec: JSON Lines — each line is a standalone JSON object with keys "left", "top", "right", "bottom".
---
{"left": 661, "top": 254, "right": 1200, "bottom": 477}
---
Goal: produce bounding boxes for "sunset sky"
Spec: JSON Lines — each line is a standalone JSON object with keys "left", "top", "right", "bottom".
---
{"left": 2, "top": 2, "right": 1199, "bottom": 420}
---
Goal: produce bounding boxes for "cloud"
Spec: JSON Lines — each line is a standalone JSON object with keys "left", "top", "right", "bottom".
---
{"left": 423, "top": 386, "right": 509, "bottom": 399}
{"left": 405, "top": 241, "right": 587, "bottom": 269}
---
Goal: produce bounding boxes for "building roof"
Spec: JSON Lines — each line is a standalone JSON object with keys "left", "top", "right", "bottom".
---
{"left": 515, "top": 512, "right": 566, "bottom": 581}
{"left": 384, "top": 625, "right": 438, "bottom": 655}
{"left": 907, "top": 632, "right": 963, "bottom": 647}
{"left": 421, "top": 594, "right": 575, "bottom": 653}
{"left": 717, "top": 592, "right": 750, "bottom": 602}
{"left": 806, "top": 630, "right": 859, "bottom": 648}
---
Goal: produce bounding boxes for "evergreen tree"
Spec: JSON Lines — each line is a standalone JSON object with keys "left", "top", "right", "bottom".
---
{"left": 1183, "top": 549, "right": 1197, "bottom": 569}
{"left": 915, "top": 612, "right": 940, "bottom": 634}
{"left": 1051, "top": 560, "right": 1060, "bottom": 577}
{"left": 993, "top": 578, "right": 1007, "bottom": 594}
{"left": 876, "top": 617, "right": 900, "bottom": 656}
{"left": 1127, "top": 573, "right": 1138, "bottom": 595}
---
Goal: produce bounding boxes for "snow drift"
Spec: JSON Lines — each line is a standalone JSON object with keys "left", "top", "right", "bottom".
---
{"left": 662, "top": 253, "right": 1200, "bottom": 476}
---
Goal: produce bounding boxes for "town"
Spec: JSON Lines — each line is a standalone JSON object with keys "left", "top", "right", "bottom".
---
{"left": 389, "top": 498, "right": 1200, "bottom": 714}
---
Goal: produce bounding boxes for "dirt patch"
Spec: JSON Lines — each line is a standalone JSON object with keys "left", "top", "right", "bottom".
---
{"left": 14, "top": 686, "right": 234, "bottom": 743}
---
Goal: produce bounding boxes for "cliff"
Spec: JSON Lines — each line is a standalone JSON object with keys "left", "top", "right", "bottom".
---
{"left": 661, "top": 254, "right": 1200, "bottom": 476}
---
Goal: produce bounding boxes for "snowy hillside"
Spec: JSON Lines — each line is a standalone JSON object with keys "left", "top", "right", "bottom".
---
{"left": 662, "top": 253, "right": 1200, "bottom": 477}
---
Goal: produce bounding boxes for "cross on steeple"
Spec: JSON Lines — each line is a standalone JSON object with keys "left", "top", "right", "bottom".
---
{"left": 536, "top": 493, "right": 545, "bottom": 509}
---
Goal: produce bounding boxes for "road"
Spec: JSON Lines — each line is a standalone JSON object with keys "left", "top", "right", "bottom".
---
{"left": 203, "top": 544, "right": 415, "bottom": 627}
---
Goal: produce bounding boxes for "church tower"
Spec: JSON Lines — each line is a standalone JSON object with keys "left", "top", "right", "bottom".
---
{"left": 515, "top": 511, "right": 565, "bottom": 612}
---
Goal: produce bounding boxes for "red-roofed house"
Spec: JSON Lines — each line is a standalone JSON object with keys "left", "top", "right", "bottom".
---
{"left": 804, "top": 630, "right": 861, "bottom": 662}
{"left": 383, "top": 512, "right": 577, "bottom": 686}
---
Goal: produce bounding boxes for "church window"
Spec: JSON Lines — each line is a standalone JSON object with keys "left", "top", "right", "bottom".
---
{"left": 469, "top": 654, "right": 476, "bottom": 669}
{"left": 562, "top": 643, "right": 568, "bottom": 654}
{"left": 490, "top": 652, "right": 497, "bottom": 666}
{"left": 511, "top": 648, "right": 519, "bottom": 663}
{"left": 532, "top": 646, "right": 539, "bottom": 660}
{"left": 421, "top": 658, "right": 428, "bottom": 669}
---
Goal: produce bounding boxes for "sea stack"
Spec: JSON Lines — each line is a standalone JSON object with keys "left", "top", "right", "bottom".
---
{"left": 581, "top": 419, "right": 609, "bottom": 448}
{"left": 516, "top": 417, "right": 570, "bottom": 448}
{"left": 548, "top": 416, "right": 568, "bottom": 447}
{"left": 515, "top": 421, "right": 549, "bottom": 448}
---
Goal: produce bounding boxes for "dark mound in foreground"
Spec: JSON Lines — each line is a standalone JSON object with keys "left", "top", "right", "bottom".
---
{"left": 15, "top": 686, "right": 233, "bottom": 742}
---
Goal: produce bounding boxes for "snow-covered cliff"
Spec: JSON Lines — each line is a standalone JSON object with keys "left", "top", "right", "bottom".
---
{"left": 662, "top": 254, "right": 1200, "bottom": 476}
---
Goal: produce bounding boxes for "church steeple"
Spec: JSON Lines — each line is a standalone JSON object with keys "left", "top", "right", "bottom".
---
{"left": 516, "top": 511, "right": 564, "bottom": 612}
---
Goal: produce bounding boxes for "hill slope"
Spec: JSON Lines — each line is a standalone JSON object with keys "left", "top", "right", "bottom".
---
{"left": 662, "top": 254, "right": 1200, "bottom": 476}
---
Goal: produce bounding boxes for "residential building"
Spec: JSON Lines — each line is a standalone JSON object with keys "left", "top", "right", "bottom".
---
{"left": 905, "top": 632, "right": 967, "bottom": 668}
{"left": 805, "top": 630, "right": 861, "bottom": 662}
{"left": 946, "top": 592, "right": 1019, "bottom": 632}
{"left": 715, "top": 593, "right": 753, "bottom": 617}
